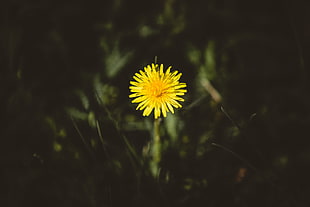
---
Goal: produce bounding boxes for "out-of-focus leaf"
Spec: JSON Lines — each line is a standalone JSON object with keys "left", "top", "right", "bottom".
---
{"left": 94, "top": 75, "right": 118, "bottom": 105}
{"left": 102, "top": 42, "right": 133, "bottom": 78}
{"left": 187, "top": 45, "right": 202, "bottom": 65}
{"left": 53, "top": 141, "right": 62, "bottom": 152}
{"left": 204, "top": 40, "right": 216, "bottom": 80}
{"left": 75, "top": 90, "right": 90, "bottom": 110}
{"left": 165, "top": 113, "right": 178, "bottom": 144}
{"left": 88, "top": 111, "right": 96, "bottom": 128}
{"left": 66, "top": 107, "right": 88, "bottom": 120}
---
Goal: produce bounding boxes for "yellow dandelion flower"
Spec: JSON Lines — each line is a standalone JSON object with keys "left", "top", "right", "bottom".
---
{"left": 129, "top": 63, "right": 187, "bottom": 119}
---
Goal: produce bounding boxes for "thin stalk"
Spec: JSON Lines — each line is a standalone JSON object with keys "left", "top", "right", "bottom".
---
{"left": 150, "top": 118, "right": 161, "bottom": 177}
{"left": 153, "top": 118, "right": 161, "bottom": 163}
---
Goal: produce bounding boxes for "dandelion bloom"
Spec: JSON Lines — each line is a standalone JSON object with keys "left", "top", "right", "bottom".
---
{"left": 129, "top": 63, "right": 187, "bottom": 119}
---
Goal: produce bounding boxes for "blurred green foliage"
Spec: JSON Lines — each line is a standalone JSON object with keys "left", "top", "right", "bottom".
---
{"left": 1, "top": 0, "right": 310, "bottom": 206}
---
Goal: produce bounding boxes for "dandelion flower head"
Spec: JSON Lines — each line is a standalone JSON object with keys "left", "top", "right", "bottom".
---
{"left": 129, "top": 63, "right": 187, "bottom": 119}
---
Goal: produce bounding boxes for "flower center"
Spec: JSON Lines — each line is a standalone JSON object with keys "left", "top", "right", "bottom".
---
{"left": 148, "top": 81, "right": 165, "bottom": 98}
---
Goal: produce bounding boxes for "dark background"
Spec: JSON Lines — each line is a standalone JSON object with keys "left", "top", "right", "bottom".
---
{"left": 1, "top": 0, "right": 310, "bottom": 206}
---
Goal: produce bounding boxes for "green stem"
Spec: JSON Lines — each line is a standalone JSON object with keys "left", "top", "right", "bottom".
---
{"left": 153, "top": 118, "right": 161, "bottom": 162}
{"left": 150, "top": 118, "right": 161, "bottom": 177}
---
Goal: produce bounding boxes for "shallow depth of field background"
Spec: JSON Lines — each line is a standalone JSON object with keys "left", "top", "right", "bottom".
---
{"left": 1, "top": 0, "right": 310, "bottom": 206}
